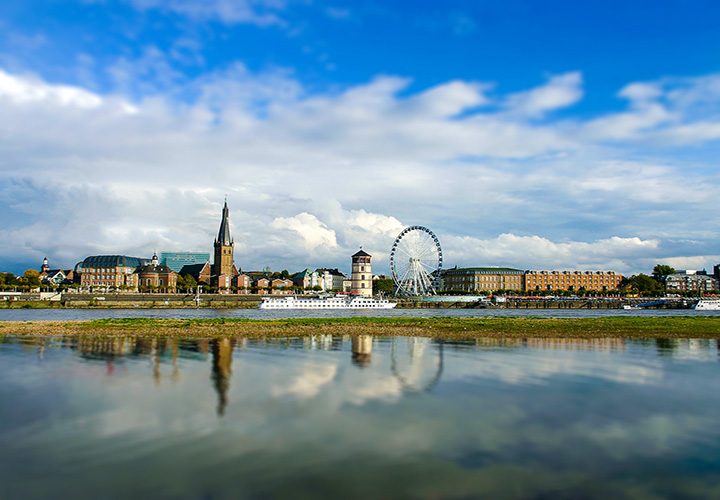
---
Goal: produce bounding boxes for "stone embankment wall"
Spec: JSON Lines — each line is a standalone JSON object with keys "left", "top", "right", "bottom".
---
{"left": 59, "top": 293, "right": 262, "bottom": 308}
{"left": 1, "top": 293, "right": 694, "bottom": 309}
{"left": 397, "top": 298, "right": 693, "bottom": 309}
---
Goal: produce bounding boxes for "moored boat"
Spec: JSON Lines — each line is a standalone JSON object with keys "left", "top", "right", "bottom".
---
{"left": 259, "top": 294, "right": 397, "bottom": 310}
{"left": 694, "top": 299, "right": 720, "bottom": 311}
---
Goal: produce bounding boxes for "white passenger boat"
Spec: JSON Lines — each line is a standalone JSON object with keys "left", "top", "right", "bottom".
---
{"left": 694, "top": 299, "right": 720, "bottom": 311}
{"left": 259, "top": 295, "right": 397, "bottom": 310}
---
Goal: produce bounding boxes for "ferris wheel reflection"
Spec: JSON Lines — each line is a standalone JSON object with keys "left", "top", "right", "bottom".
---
{"left": 350, "top": 335, "right": 444, "bottom": 393}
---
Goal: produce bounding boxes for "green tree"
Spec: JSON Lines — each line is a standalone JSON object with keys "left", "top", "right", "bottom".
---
{"left": 23, "top": 269, "right": 41, "bottom": 287}
{"left": 373, "top": 278, "right": 395, "bottom": 295}
{"left": 183, "top": 274, "right": 197, "bottom": 292}
{"left": 176, "top": 274, "right": 186, "bottom": 292}
{"left": 652, "top": 264, "right": 676, "bottom": 284}
{"left": 623, "top": 274, "right": 664, "bottom": 295}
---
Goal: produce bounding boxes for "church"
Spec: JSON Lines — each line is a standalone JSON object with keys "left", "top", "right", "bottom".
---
{"left": 179, "top": 199, "right": 241, "bottom": 293}
{"left": 211, "top": 199, "right": 240, "bottom": 291}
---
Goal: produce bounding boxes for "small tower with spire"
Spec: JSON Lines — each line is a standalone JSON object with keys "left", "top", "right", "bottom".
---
{"left": 212, "top": 199, "right": 235, "bottom": 288}
{"left": 41, "top": 257, "right": 50, "bottom": 273}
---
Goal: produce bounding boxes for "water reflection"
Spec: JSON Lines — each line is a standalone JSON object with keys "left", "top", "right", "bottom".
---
{"left": 391, "top": 338, "right": 444, "bottom": 393}
{"left": 211, "top": 338, "right": 233, "bottom": 416}
{"left": 4, "top": 334, "right": 720, "bottom": 498}
{"left": 351, "top": 335, "right": 373, "bottom": 367}
{"left": 7, "top": 334, "right": 720, "bottom": 423}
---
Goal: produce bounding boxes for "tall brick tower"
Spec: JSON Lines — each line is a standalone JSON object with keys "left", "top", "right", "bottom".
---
{"left": 212, "top": 199, "right": 235, "bottom": 281}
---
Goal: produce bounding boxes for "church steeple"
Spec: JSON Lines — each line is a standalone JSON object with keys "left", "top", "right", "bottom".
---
{"left": 212, "top": 199, "right": 236, "bottom": 286}
{"left": 215, "top": 198, "right": 233, "bottom": 246}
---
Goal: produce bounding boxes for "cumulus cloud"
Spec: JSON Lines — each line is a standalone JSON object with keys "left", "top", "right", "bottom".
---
{"left": 271, "top": 213, "right": 338, "bottom": 251}
{"left": 0, "top": 65, "right": 719, "bottom": 274}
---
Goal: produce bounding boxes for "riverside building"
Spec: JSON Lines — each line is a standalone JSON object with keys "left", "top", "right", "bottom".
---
{"left": 76, "top": 255, "right": 149, "bottom": 290}
{"left": 135, "top": 253, "right": 177, "bottom": 292}
{"left": 524, "top": 270, "right": 622, "bottom": 292}
{"left": 442, "top": 267, "right": 525, "bottom": 293}
{"left": 665, "top": 270, "right": 718, "bottom": 293}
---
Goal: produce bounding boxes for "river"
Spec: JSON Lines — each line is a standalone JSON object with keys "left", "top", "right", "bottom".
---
{"left": 0, "top": 307, "right": 719, "bottom": 321}
{"left": 2, "top": 334, "right": 720, "bottom": 498}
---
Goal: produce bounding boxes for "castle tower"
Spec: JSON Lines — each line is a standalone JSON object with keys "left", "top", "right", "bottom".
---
{"left": 212, "top": 200, "right": 235, "bottom": 287}
{"left": 351, "top": 249, "right": 372, "bottom": 297}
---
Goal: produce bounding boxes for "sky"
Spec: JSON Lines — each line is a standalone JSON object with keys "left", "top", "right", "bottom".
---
{"left": 1, "top": 0, "right": 719, "bottom": 276}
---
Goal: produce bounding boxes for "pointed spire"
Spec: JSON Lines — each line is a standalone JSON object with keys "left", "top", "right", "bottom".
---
{"left": 216, "top": 199, "right": 233, "bottom": 245}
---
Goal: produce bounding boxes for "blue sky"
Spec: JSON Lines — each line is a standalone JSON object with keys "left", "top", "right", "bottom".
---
{"left": 1, "top": 0, "right": 719, "bottom": 275}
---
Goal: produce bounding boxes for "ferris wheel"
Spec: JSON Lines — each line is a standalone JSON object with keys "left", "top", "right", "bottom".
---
{"left": 389, "top": 226, "right": 443, "bottom": 296}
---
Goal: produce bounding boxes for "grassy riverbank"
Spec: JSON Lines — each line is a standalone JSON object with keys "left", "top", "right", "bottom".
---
{"left": 1, "top": 316, "right": 719, "bottom": 339}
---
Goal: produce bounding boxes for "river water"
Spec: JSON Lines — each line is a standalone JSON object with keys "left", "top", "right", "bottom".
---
{"left": 1, "top": 307, "right": 719, "bottom": 321}
{"left": 2, "top": 334, "right": 720, "bottom": 498}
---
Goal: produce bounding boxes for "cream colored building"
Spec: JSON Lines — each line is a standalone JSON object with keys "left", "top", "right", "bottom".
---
{"left": 441, "top": 267, "right": 525, "bottom": 293}
{"left": 351, "top": 249, "right": 373, "bottom": 297}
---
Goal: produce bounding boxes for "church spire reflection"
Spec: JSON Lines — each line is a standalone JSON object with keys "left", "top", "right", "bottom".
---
{"left": 211, "top": 338, "right": 234, "bottom": 416}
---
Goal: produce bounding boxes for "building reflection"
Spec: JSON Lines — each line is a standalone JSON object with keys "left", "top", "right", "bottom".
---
{"left": 351, "top": 335, "right": 373, "bottom": 367}
{"left": 473, "top": 338, "right": 626, "bottom": 351}
{"left": 211, "top": 338, "right": 233, "bottom": 416}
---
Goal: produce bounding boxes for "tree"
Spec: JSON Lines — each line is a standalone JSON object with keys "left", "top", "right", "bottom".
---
{"left": 183, "top": 274, "right": 197, "bottom": 292}
{"left": 23, "top": 269, "right": 41, "bottom": 287}
{"left": 623, "top": 274, "right": 664, "bottom": 296}
{"left": 373, "top": 278, "right": 394, "bottom": 295}
{"left": 652, "top": 264, "right": 676, "bottom": 285}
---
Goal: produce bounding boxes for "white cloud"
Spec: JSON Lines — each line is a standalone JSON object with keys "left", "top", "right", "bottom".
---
{"left": 271, "top": 363, "right": 337, "bottom": 399}
{"left": 271, "top": 213, "right": 338, "bottom": 251}
{"left": 0, "top": 69, "right": 103, "bottom": 109}
{"left": 443, "top": 234, "right": 660, "bottom": 273}
{"left": 1, "top": 66, "right": 719, "bottom": 274}
{"left": 505, "top": 72, "right": 583, "bottom": 118}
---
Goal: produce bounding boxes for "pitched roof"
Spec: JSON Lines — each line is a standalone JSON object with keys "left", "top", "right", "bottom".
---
{"left": 291, "top": 269, "right": 312, "bottom": 279}
{"left": 179, "top": 263, "right": 209, "bottom": 276}
{"left": 316, "top": 268, "right": 346, "bottom": 277}
{"left": 352, "top": 249, "right": 371, "bottom": 258}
